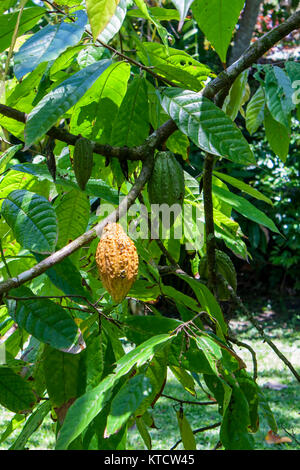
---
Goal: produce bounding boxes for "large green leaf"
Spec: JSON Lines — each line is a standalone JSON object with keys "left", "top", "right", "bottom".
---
{"left": 86, "top": 0, "right": 120, "bottom": 40}
{"left": 213, "top": 171, "right": 272, "bottom": 205}
{"left": 9, "top": 401, "right": 51, "bottom": 450}
{"left": 6, "top": 286, "right": 81, "bottom": 353}
{"left": 133, "top": 0, "right": 170, "bottom": 47}
{"left": 138, "top": 43, "right": 213, "bottom": 92}
{"left": 11, "top": 163, "right": 119, "bottom": 204}
{"left": 34, "top": 253, "right": 93, "bottom": 301}
{"left": 54, "top": 189, "right": 90, "bottom": 265}
{"left": 1, "top": 189, "right": 58, "bottom": 254}
{"left": 264, "top": 107, "right": 290, "bottom": 163}
{"left": 14, "top": 10, "right": 87, "bottom": 80}
{"left": 191, "top": 0, "right": 245, "bottom": 63}
{"left": 111, "top": 76, "right": 150, "bottom": 147}
{"left": 212, "top": 184, "right": 280, "bottom": 233}
{"left": 175, "top": 274, "right": 227, "bottom": 336}
{"left": 43, "top": 346, "right": 83, "bottom": 408}
{"left": 24, "top": 59, "right": 112, "bottom": 148}
{"left": 264, "top": 66, "right": 294, "bottom": 131}
{"left": 127, "top": 7, "right": 180, "bottom": 21}
{"left": 70, "top": 61, "right": 131, "bottom": 142}
{"left": 220, "top": 385, "right": 254, "bottom": 450}
{"left": 0, "top": 366, "right": 36, "bottom": 413}
{"left": 106, "top": 374, "right": 152, "bottom": 437}
{"left": 0, "top": 7, "right": 45, "bottom": 54}
{"left": 0, "top": 145, "right": 22, "bottom": 171}
{"left": 176, "top": 408, "right": 197, "bottom": 450}
{"left": 98, "top": 0, "right": 127, "bottom": 44}
{"left": 246, "top": 86, "right": 265, "bottom": 135}
{"left": 162, "top": 88, "right": 255, "bottom": 165}
{"left": 56, "top": 334, "right": 172, "bottom": 449}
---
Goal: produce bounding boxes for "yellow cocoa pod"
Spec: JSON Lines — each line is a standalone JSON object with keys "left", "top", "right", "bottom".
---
{"left": 95, "top": 223, "right": 139, "bottom": 303}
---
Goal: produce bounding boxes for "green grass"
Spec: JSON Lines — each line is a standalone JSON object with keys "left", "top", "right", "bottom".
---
{"left": 0, "top": 307, "right": 299, "bottom": 450}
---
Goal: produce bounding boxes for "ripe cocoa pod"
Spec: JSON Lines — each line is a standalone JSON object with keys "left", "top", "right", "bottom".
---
{"left": 95, "top": 223, "right": 139, "bottom": 303}
{"left": 199, "top": 250, "right": 237, "bottom": 300}
{"left": 73, "top": 137, "right": 94, "bottom": 190}
{"left": 148, "top": 151, "right": 185, "bottom": 207}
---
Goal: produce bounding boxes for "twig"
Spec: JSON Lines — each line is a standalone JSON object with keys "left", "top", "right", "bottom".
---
{"left": 218, "top": 274, "right": 300, "bottom": 383}
{"left": 227, "top": 335, "right": 258, "bottom": 381}
{"left": 162, "top": 393, "right": 217, "bottom": 406}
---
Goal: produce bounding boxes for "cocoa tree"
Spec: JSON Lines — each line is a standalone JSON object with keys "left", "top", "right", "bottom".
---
{"left": 0, "top": 0, "right": 299, "bottom": 451}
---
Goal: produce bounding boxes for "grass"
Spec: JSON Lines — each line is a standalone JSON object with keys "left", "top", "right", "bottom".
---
{"left": 0, "top": 299, "right": 299, "bottom": 450}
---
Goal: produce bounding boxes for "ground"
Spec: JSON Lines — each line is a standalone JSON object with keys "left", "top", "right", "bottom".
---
{"left": 0, "top": 296, "right": 299, "bottom": 450}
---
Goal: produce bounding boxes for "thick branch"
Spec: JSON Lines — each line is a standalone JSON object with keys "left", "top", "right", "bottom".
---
{"left": 203, "top": 9, "right": 300, "bottom": 100}
{"left": 0, "top": 104, "right": 143, "bottom": 161}
{"left": 0, "top": 154, "right": 154, "bottom": 295}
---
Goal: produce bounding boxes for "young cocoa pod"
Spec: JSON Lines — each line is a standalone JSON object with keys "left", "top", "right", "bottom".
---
{"left": 73, "top": 137, "right": 94, "bottom": 190}
{"left": 199, "top": 250, "right": 237, "bottom": 300}
{"left": 95, "top": 223, "right": 139, "bottom": 303}
{"left": 148, "top": 151, "right": 185, "bottom": 207}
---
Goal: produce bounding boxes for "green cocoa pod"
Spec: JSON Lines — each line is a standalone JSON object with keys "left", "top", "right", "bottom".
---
{"left": 73, "top": 137, "right": 94, "bottom": 190}
{"left": 148, "top": 151, "right": 185, "bottom": 207}
{"left": 199, "top": 250, "right": 237, "bottom": 301}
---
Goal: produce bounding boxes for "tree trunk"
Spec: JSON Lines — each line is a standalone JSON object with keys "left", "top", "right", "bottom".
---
{"left": 228, "top": 0, "right": 263, "bottom": 66}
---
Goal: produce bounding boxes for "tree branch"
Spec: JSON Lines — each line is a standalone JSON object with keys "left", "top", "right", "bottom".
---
{"left": 0, "top": 8, "right": 299, "bottom": 297}
{"left": 0, "top": 153, "right": 154, "bottom": 296}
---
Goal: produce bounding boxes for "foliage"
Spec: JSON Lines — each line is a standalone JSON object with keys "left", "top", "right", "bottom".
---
{"left": 0, "top": 0, "right": 299, "bottom": 451}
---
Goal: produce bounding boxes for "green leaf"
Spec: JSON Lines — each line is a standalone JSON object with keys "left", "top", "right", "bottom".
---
{"left": 9, "top": 401, "right": 51, "bottom": 450}
{"left": 162, "top": 88, "right": 255, "bottom": 165}
{"left": 70, "top": 61, "right": 131, "bottom": 142}
{"left": 43, "top": 346, "right": 83, "bottom": 408}
{"left": 170, "top": 366, "right": 196, "bottom": 396}
{"left": 220, "top": 385, "right": 254, "bottom": 450}
{"left": 264, "top": 106, "right": 290, "bottom": 163}
{"left": 212, "top": 185, "right": 280, "bottom": 234}
{"left": 34, "top": 253, "right": 92, "bottom": 301}
{"left": 192, "top": 0, "right": 245, "bottom": 63}
{"left": 106, "top": 374, "right": 152, "bottom": 437}
{"left": 133, "top": 0, "right": 171, "bottom": 47}
{"left": 86, "top": 0, "right": 120, "bottom": 40}
{"left": 14, "top": 10, "right": 87, "bottom": 80}
{"left": 136, "top": 416, "right": 152, "bottom": 449}
{"left": 56, "top": 334, "right": 172, "bottom": 449}
{"left": 6, "top": 286, "right": 81, "bottom": 353}
{"left": 176, "top": 408, "right": 197, "bottom": 450}
{"left": 246, "top": 86, "right": 265, "bottom": 135}
{"left": 98, "top": 0, "right": 127, "bottom": 44}
{"left": 264, "top": 66, "right": 294, "bottom": 131}
{"left": 54, "top": 189, "right": 90, "bottom": 265}
{"left": 138, "top": 43, "right": 213, "bottom": 92}
{"left": 24, "top": 59, "right": 112, "bottom": 148}
{"left": 11, "top": 163, "right": 119, "bottom": 204}
{"left": 0, "top": 366, "right": 36, "bottom": 413}
{"left": 127, "top": 7, "right": 180, "bottom": 21}
{"left": 213, "top": 171, "right": 273, "bottom": 205}
{"left": 223, "top": 71, "right": 249, "bottom": 121}
{"left": 1, "top": 189, "right": 58, "bottom": 254}
{"left": 0, "top": 7, "right": 45, "bottom": 54}
{"left": 111, "top": 76, "right": 150, "bottom": 147}
{"left": 0, "top": 413, "right": 25, "bottom": 445}
{"left": 0, "top": 145, "right": 22, "bottom": 171}
{"left": 176, "top": 273, "right": 227, "bottom": 336}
